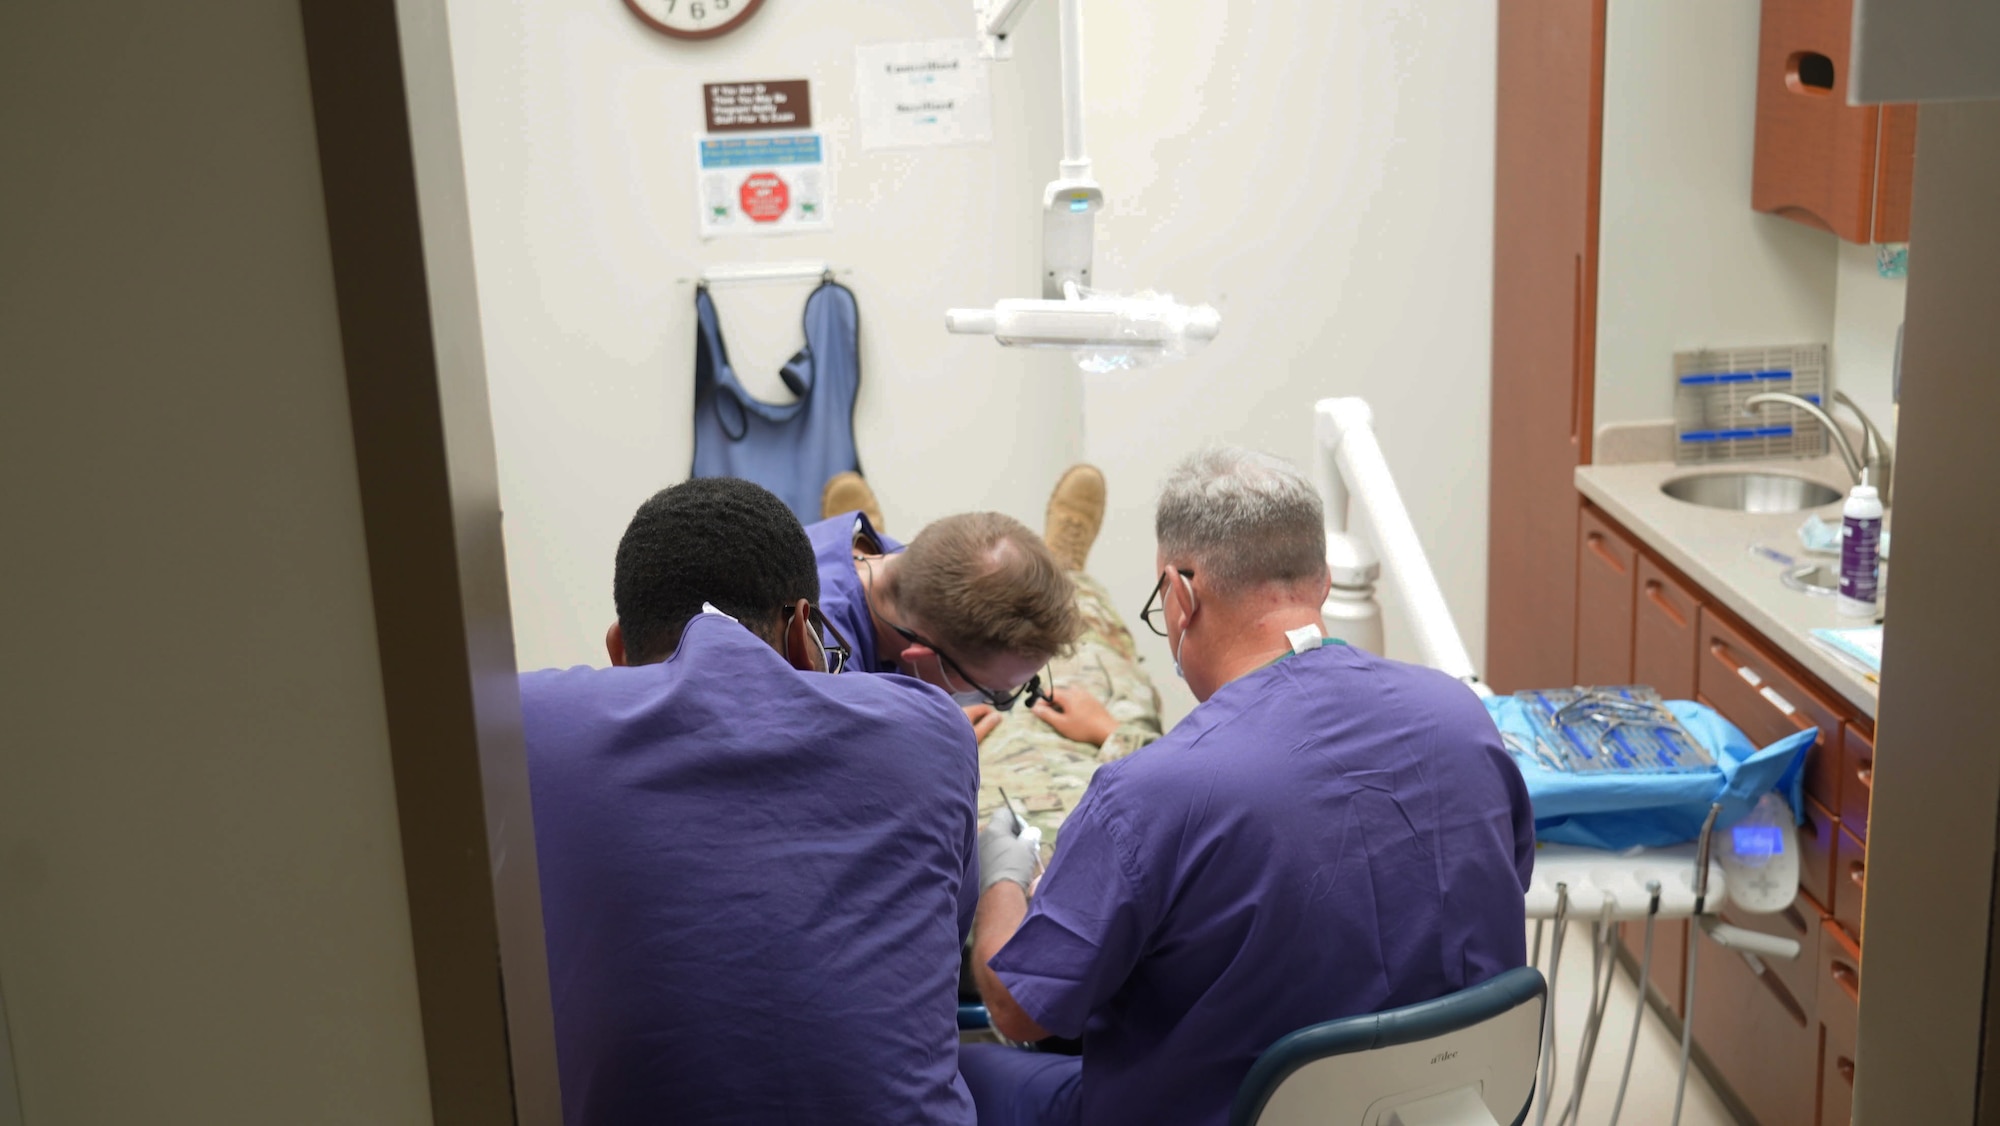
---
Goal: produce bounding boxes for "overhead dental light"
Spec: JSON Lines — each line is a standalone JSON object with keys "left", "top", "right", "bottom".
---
{"left": 945, "top": 0, "right": 1221, "bottom": 366}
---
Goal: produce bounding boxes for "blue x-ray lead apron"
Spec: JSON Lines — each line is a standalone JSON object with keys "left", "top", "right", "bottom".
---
{"left": 690, "top": 279, "right": 863, "bottom": 524}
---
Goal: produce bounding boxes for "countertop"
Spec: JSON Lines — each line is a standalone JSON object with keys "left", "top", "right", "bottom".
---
{"left": 1575, "top": 456, "right": 1881, "bottom": 719}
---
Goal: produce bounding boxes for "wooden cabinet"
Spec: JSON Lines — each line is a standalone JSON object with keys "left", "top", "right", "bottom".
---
{"left": 1841, "top": 726, "right": 1873, "bottom": 840}
{"left": 1572, "top": 505, "right": 1878, "bottom": 1126}
{"left": 1799, "top": 796, "right": 1838, "bottom": 917}
{"left": 1634, "top": 555, "right": 1701, "bottom": 701}
{"left": 1832, "top": 826, "right": 1865, "bottom": 942}
{"left": 1576, "top": 507, "right": 1637, "bottom": 685}
{"left": 1694, "top": 912, "right": 1819, "bottom": 1126}
{"left": 1752, "top": 0, "right": 1918, "bottom": 243}
{"left": 1488, "top": 0, "right": 1604, "bottom": 694}
{"left": 1818, "top": 922, "right": 1860, "bottom": 1126}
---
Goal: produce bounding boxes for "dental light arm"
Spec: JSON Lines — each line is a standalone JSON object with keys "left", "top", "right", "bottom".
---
{"left": 950, "top": 0, "right": 1220, "bottom": 357}
{"left": 1314, "top": 398, "right": 1481, "bottom": 691}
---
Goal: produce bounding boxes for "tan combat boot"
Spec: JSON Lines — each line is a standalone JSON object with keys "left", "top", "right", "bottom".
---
{"left": 820, "top": 471, "right": 886, "bottom": 532}
{"left": 1044, "top": 464, "right": 1106, "bottom": 572}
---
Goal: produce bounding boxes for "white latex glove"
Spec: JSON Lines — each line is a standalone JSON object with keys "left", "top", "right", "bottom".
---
{"left": 978, "top": 808, "right": 1039, "bottom": 896}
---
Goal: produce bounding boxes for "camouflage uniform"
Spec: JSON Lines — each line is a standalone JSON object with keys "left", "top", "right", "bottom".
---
{"left": 977, "top": 572, "right": 1164, "bottom": 855}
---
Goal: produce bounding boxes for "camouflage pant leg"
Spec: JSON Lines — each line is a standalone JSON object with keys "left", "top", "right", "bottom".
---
{"left": 977, "top": 571, "right": 1165, "bottom": 854}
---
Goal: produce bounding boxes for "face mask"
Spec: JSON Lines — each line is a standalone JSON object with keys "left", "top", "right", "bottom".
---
{"left": 950, "top": 689, "right": 990, "bottom": 708}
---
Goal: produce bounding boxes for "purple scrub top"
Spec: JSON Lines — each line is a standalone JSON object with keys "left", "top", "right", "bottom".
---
{"left": 804, "top": 512, "right": 981, "bottom": 938}
{"left": 520, "top": 613, "right": 979, "bottom": 1126}
{"left": 807, "top": 511, "right": 903, "bottom": 675}
{"left": 989, "top": 642, "right": 1535, "bottom": 1126}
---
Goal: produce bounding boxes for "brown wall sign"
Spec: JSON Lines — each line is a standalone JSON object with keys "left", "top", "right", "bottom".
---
{"left": 703, "top": 80, "right": 812, "bottom": 133}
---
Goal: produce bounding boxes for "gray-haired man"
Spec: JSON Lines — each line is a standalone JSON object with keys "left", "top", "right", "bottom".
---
{"left": 959, "top": 446, "right": 1536, "bottom": 1126}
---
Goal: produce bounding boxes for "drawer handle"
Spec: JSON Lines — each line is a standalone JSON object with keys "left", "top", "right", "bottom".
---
{"left": 1585, "top": 531, "right": 1628, "bottom": 573}
{"left": 1644, "top": 580, "right": 1689, "bottom": 627}
{"left": 1856, "top": 764, "right": 1873, "bottom": 791}
{"left": 1831, "top": 960, "right": 1861, "bottom": 1003}
{"left": 1837, "top": 1057, "right": 1856, "bottom": 1085}
{"left": 1849, "top": 861, "right": 1867, "bottom": 890}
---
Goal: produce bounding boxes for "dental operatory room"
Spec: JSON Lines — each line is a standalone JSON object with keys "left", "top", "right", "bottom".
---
{"left": 11, "top": 1, "right": 2000, "bottom": 1124}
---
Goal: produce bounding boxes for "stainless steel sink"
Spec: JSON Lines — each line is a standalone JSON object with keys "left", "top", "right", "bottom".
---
{"left": 1660, "top": 472, "right": 1842, "bottom": 513}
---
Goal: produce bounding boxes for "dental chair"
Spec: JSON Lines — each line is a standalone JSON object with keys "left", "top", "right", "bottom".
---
{"left": 1228, "top": 966, "right": 1546, "bottom": 1126}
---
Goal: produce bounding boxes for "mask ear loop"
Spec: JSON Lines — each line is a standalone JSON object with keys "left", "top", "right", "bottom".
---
{"left": 1169, "top": 570, "right": 1198, "bottom": 678}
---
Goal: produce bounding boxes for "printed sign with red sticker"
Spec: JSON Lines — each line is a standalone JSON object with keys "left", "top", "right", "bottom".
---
{"left": 695, "top": 131, "right": 830, "bottom": 238}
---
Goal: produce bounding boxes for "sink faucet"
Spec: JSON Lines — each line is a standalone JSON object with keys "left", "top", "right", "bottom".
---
{"left": 1831, "top": 390, "right": 1894, "bottom": 504}
{"left": 1744, "top": 392, "right": 1865, "bottom": 487}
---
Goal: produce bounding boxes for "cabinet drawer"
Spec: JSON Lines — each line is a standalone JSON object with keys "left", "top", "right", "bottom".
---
{"left": 1841, "top": 725, "right": 1873, "bottom": 841}
{"left": 1694, "top": 913, "right": 1818, "bottom": 1126}
{"left": 1800, "top": 796, "right": 1838, "bottom": 916}
{"left": 1577, "top": 507, "right": 1638, "bottom": 685}
{"left": 1634, "top": 554, "right": 1701, "bottom": 701}
{"left": 1697, "top": 610, "right": 1844, "bottom": 813}
{"left": 1618, "top": 917, "right": 1687, "bottom": 1020}
{"left": 1725, "top": 899, "right": 1823, "bottom": 1024}
{"left": 1818, "top": 923, "right": 1860, "bottom": 1126}
{"left": 1833, "top": 825, "right": 1865, "bottom": 943}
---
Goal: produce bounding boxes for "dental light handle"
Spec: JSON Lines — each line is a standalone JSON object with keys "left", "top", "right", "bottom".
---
{"left": 1314, "top": 398, "right": 1479, "bottom": 689}
{"left": 1698, "top": 917, "right": 1802, "bottom": 961}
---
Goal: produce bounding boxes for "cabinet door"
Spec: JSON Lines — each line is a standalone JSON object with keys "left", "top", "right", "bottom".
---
{"left": 1488, "top": 0, "right": 1604, "bottom": 694}
{"left": 1635, "top": 554, "right": 1701, "bottom": 700}
{"left": 1752, "top": 0, "right": 1918, "bottom": 244}
{"left": 1697, "top": 610, "right": 1845, "bottom": 815}
{"left": 1818, "top": 922, "right": 1861, "bottom": 1126}
{"left": 1841, "top": 725, "right": 1873, "bottom": 841}
{"left": 1694, "top": 914, "right": 1819, "bottom": 1126}
{"left": 1576, "top": 506, "right": 1637, "bottom": 686}
{"left": 1799, "top": 796, "right": 1838, "bottom": 918}
{"left": 1833, "top": 825, "right": 1865, "bottom": 943}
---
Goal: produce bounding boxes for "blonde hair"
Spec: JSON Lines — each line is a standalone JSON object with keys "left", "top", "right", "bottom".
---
{"left": 896, "top": 512, "right": 1081, "bottom": 664}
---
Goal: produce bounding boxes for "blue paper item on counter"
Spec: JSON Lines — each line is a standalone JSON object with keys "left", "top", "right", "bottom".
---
{"left": 1487, "top": 695, "right": 1815, "bottom": 850}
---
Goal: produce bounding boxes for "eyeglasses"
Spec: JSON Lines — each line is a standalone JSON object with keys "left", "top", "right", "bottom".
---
{"left": 785, "top": 604, "right": 852, "bottom": 674}
{"left": 888, "top": 622, "right": 1052, "bottom": 712}
{"left": 1138, "top": 569, "right": 1196, "bottom": 637}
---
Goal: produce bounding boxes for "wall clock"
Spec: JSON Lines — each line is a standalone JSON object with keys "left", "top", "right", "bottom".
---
{"left": 623, "top": 0, "right": 767, "bottom": 40}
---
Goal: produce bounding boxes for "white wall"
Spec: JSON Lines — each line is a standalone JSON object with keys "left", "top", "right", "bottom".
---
{"left": 0, "top": 1, "right": 433, "bottom": 1121}
{"left": 449, "top": 0, "right": 1501, "bottom": 703}
{"left": 447, "top": 0, "right": 1081, "bottom": 672}
{"left": 1594, "top": 0, "right": 1840, "bottom": 432}
{"left": 1078, "top": 0, "right": 1499, "bottom": 718}
{"left": 1831, "top": 240, "right": 1906, "bottom": 439}
{"left": 1595, "top": 0, "right": 1909, "bottom": 451}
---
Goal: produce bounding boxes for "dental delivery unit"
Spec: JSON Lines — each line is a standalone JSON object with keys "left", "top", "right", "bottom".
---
{"left": 1311, "top": 397, "right": 1816, "bottom": 1126}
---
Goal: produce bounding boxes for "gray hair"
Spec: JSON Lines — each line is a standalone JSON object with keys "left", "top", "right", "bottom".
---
{"left": 1156, "top": 446, "right": 1326, "bottom": 591}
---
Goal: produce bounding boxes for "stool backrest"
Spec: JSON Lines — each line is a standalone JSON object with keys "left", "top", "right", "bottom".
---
{"left": 1228, "top": 966, "right": 1546, "bottom": 1126}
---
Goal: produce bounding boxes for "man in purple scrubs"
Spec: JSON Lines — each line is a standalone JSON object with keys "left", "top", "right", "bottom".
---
{"left": 806, "top": 508, "right": 1079, "bottom": 733}
{"left": 961, "top": 446, "right": 1536, "bottom": 1126}
{"left": 520, "top": 478, "right": 979, "bottom": 1126}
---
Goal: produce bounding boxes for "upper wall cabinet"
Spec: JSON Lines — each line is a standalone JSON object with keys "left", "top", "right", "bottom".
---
{"left": 1752, "top": 0, "right": 1918, "bottom": 244}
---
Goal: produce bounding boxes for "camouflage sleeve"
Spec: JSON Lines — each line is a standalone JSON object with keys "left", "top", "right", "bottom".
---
{"left": 1097, "top": 719, "right": 1162, "bottom": 763}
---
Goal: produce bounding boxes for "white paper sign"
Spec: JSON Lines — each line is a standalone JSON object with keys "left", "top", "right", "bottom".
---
{"left": 854, "top": 40, "right": 994, "bottom": 151}
{"left": 695, "top": 130, "right": 832, "bottom": 238}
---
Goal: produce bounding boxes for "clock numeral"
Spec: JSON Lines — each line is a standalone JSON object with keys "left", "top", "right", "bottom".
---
{"left": 715, "top": 0, "right": 730, "bottom": 8}
{"left": 661, "top": 0, "right": 673, "bottom": 11}
{"left": 690, "top": 0, "right": 705, "bottom": 16}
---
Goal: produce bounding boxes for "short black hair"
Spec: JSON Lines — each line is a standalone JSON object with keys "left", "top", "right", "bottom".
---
{"left": 613, "top": 477, "right": 820, "bottom": 664}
